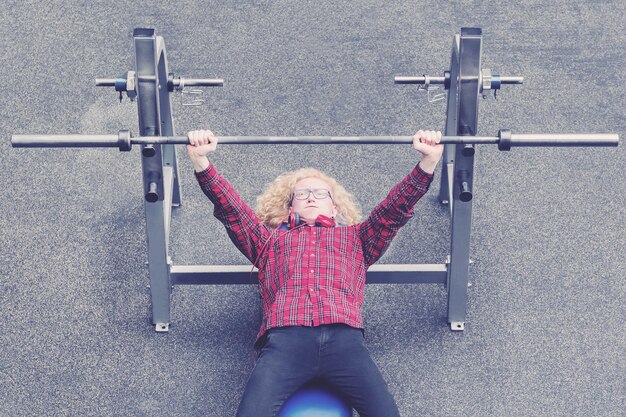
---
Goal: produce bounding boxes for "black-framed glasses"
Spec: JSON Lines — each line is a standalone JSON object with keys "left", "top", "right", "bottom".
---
{"left": 291, "top": 188, "right": 333, "bottom": 201}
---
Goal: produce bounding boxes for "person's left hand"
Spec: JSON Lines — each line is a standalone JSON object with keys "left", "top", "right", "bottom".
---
{"left": 412, "top": 130, "right": 444, "bottom": 174}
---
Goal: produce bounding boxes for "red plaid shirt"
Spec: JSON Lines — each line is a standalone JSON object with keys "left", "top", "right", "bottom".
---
{"left": 195, "top": 164, "right": 433, "bottom": 341}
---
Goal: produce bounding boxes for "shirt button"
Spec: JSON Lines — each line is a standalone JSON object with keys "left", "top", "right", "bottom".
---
{"left": 309, "top": 288, "right": 314, "bottom": 292}
{"left": 310, "top": 269, "right": 314, "bottom": 273}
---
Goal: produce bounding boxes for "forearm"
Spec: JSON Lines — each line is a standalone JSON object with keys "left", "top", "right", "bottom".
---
{"left": 359, "top": 165, "right": 433, "bottom": 265}
{"left": 418, "top": 157, "right": 439, "bottom": 175}
{"left": 194, "top": 165, "right": 269, "bottom": 263}
{"left": 191, "top": 156, "right": 211, "bottom": 173}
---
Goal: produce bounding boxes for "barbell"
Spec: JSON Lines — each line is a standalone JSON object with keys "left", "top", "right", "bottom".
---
{"left": 11, "top": 130, "right": 620, "bottom": 156}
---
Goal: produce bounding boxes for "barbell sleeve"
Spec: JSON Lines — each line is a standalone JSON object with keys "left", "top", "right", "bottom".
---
{"left": 95, "top": 79, "right": 118, "bottom": 87}
{"left": 394, "top": 76, "right": 446, "bottom": 85}
{"left": 11, "top": 134, "right": 121, "bottom": 148}
{"left": 499, "top": 76, "right": 524, "bottom": 85}
{"left": 509, "top": 134, "right": 619, "bottom": 147}
{"left": 168, "top": 77, "right": 225, "bottom": 91}
{"left": 175, "top": 78, "right": 224, "bottom": 87}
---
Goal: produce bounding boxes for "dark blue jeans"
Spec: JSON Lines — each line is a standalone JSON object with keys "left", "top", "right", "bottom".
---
{"left": 236, "top": 324, "right": 401, "bottom": 417}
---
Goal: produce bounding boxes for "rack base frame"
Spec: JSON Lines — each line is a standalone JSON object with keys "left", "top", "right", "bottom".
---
{"left": 141, "top": 27, "right": 483, "bottom": 332}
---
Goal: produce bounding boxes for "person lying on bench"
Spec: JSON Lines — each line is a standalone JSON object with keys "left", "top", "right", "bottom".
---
{"left": 187, "top": 129, "right": 443, "bottom": 417}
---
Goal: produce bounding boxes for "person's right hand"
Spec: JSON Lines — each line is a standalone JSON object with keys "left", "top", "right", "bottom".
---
{"left": 187, "top": 129, "right": 218, "bottom": 159}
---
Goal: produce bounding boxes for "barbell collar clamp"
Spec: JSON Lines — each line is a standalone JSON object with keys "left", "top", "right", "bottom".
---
{"left": 118, "top": 129, "right": 132, "bottom": 152}
{"left": 96, "top": 72, "right": 137, "bottom": 101}
{"left": 444, "top": 71, "right": 451, "bottom": 89}
{"left": 498, "top": 129, "right": 512, "bottom": 151}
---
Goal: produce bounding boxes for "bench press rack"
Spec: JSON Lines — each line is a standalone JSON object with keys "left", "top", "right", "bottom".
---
{"left": 11, "top": 28, "right": 619, "bottom": 332}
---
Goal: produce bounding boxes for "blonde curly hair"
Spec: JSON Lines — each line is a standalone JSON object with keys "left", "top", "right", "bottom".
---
{"left": 255, "top": 168, "right": 362, "bottom": 228}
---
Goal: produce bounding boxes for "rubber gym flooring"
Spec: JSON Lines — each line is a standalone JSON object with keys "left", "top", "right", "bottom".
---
{"left": 1, "top": 1, "right": 624, "bottom": 416}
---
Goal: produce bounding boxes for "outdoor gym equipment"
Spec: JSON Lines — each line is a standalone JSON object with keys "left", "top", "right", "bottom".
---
{"left": 11, "top": 28, "right": 619, "bottom": 332}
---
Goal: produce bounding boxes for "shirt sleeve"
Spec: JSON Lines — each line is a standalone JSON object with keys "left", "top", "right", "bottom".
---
{"left": 194, "top": 165, "right": 271, "bottom": 265}
{"left": 357, "top": 163, "right": 434, "bottom": 267}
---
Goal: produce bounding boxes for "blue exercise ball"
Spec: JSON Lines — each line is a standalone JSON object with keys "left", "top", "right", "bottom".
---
{"left": 278, "top": 384, "right": 351, "bottom": 417}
